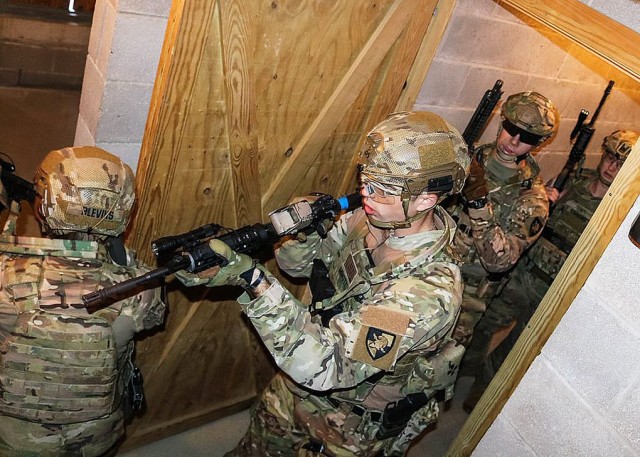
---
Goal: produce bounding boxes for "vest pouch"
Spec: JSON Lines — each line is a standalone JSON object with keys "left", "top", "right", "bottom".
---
{"left": 527, "top": 237, "right": 567, "bottom": 281}
{"left": 0, "top": 309, "right": 118, "bottom": 424}
{"left": 475, "top": 272, "right": 510, "bottom": 300}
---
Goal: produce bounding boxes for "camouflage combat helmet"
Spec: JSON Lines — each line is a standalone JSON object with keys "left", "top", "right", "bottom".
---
{"left": 502, "top": 91, "right": 559, "bottom": 141}
{"left": 358, "top": 111, "right": 470, "bottom": 228}
{"left": 602, "top": 130, "right": 639, "bottom": 160}
{"left": 34, "top": 146, "right": 135, "bottom": 237}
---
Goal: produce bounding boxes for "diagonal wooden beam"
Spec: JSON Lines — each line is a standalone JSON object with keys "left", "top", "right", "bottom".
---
{"left": 262, "top": 0, "right": 423, "bottom": 212}
{"left": 498, "top": 0, "right": 640, "bottom": 81}
{"left": 395, "top": 0, "right": 455, "bottom": 111}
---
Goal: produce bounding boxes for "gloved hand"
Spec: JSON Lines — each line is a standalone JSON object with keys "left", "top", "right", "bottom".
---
{"left": 463, "top": 157, "right": 489, "bottom": 203}
{"left": 197, "top": 239, "right": 255, "bottom": 287}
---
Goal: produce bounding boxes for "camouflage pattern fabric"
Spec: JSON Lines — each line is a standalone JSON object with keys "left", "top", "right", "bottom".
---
{"left": 0, "top": 234, "right": 166, "bottom": 456}
{"left": 465, "top": 170, "right": 601, "bottom": 380}
{"left": 448, "top": 143, "right": 549, "bottom": 348}
{"left": 181, "top": 207, "right": 464, "bottom": 456}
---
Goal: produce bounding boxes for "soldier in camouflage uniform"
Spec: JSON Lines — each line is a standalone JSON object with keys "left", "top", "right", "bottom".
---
{"left": 0, "top": 147, "right": 166, "bottom": 456}
{"left": 176, "top": 111, "right": 470, "bottom": 456}
{"left": 463, "top": 129, "right": 639, "bottom": 412}
{"left": 449, "top": 92, "right": 559, "bottom": 377}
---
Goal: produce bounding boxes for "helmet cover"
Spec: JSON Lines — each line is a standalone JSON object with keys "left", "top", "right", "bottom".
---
{"left": 34, "top": 146, "right": 135, "bottom": 237}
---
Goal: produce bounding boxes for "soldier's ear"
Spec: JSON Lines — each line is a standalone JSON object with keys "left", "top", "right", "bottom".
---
{"left": 414, "top": 193, "right": 438, "bottom": 212}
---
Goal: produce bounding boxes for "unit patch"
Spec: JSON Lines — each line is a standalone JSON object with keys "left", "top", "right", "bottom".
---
{"left": 529, "top": 216, "right": 544, "bottom": 237}
{"left": 366, "top": 327, "right": 396, "bottom": 360}
{"left": 349, "top": 305, "right": 417, "bottom": 371}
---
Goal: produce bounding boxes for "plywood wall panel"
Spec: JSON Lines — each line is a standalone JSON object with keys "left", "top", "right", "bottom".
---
{"left": 122, "top": 0, "right": 450, "bottom": 448}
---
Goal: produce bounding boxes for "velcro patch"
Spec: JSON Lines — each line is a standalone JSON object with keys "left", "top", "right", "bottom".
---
{"left": 350, "top": 305, "right": 416, "bottom": 371}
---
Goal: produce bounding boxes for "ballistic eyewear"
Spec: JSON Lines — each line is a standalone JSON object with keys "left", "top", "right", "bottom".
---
{"left": 502, "top": 120, "right": 543, "bottom": 145}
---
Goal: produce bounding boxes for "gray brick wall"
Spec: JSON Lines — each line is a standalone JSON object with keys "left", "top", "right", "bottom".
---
{"left": 0, "top": 13, "right": 91, "bottom": 89}
{"left": 414, "top": 0, "right": 640, "bottom": 182}
{"left": 418, "top": 1, "right": 640, "bottom": 455}
{"left": 73, "top": 0, "right": 171, "bottom": 172}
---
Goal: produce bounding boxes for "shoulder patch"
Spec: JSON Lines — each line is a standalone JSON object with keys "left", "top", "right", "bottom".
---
{"left": 529, "top": 216, "right": 544, "bottom": 237}
{"left": 349, "top": 305, "right": 416, "bottom": 371}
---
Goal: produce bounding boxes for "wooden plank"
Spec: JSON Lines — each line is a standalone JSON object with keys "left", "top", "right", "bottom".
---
{"left": 497, "top": 0, "right": 640, "bottom": 81}
{"left": 262, "top": 0, "right": 423, "bottom": 212}
{"left": 337, "top": 0, "right": 444, "bottom": 194}
{"left": 395, "top": 0, "right": 454, "bottom": 111}
{"left": 220, "top": 0, "right": 262, "bottom": 225}
{"left": 448, "top": 1, "right": 640, "bottom": 453}
{"left": 123, "top": 0, "right": 266, "bottom": 446}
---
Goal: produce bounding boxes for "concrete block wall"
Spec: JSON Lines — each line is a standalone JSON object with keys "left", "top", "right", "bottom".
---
{"left": 476, "top": 195, "right": 640, "bottom": 455}
{"left": 0, "top": 10, "right": 91, "bottom": 89}
{"left": 73, "top": 0, "right": 171, "bottom": 171}
{"left": 413, "top": 0, "right": 640, "bottom": 183}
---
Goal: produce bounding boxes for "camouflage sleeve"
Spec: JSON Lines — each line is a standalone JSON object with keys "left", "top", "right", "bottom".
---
{"left": 274, "top": 211, "right": 352, "bottom": 278}
{"left": 120, "top": 253, "right": 167, "bottom": 332}
{"left": 237, "top": 260, "right": 462, "bottom": 392}
{"left": 468, "top": 176, "right": 548, "bottom": 272}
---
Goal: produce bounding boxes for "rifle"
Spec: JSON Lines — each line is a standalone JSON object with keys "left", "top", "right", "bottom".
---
{"left": 82, "top": 192, "right": 362, "bottom": 310}
{"left": 462, "top": 79, "right": 504, "bottom": 154}
{"left": 553, "top": 80, "right": 614, "bottom": 192}
{"left": 0, "top": 154, "right": 36, "bottom": 209}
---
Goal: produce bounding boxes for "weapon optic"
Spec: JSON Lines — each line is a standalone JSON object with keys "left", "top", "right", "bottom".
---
{"left": 82, "top": 191, "right": 362, "bottom": 310}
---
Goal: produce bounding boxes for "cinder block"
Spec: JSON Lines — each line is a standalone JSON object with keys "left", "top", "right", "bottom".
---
{"left": 585, "top": 198, "right": 640, "bottom": 334}
{"left": 94, "top": 80, "right": 153, "bottom": 143}
{"left": 52, "top": 47, "right": 88, "bottom": 77}
{"left": 0, "top": 42, "right": 54, "bottom": 72}
{"left": 19, "top": 71, "right": 82, "bottom": 90}
{"left": 106, "top": 13, "right": 168, "bottom": 83}
{"left": 88, "top": 0, "right": 118, "bottom": 77}
{"left": 95, "top": 142, "right": 141, "bottom": 172}
{"left": 607, "top": 371, "right": 640, "bottom": 453}
{"left": 456, "top": 0, "right": 497, "bottom": 16}
{"left": 0, "top": 68, "right": 20, "bottom": 86}
{"left": 74, "top": 115, "right": 95, "bottom": 147}
{"left": 542, "top": 289, "right": 640, "bottom": 410}
{"left": 499, "top": 357, "right": 635, "bottom": 456}
{"left": 117, "top": 0, "right": 172, "bottom": 17}
{"left": 78, "top": 57, "right": 106, "bottom": 135}
{"left": 474, "top": 415, "right": 536, "bottom": 457}
{"left": 588, "top": 0, "right": 640, "bottom": 31}
{"left": 416, "top": 60, "right": 470, "bottom": 107}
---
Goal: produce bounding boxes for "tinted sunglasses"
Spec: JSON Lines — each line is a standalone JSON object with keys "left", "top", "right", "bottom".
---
{"left": 502, "top": 120, "right": 543, "bottom": 145}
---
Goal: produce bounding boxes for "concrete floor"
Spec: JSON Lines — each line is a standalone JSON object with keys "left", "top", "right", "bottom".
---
{"left": 2, "top": 86, "right": 474, "bottom": 457}
{"left": 117, "top": 376, "right": 474, "bottom": 457}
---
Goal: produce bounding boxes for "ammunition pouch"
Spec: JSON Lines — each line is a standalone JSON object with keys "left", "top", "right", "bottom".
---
{"left": 309, "top": 258, "right": 336, "bottom": 305}
{"left": 475, "top": 271, "right": 510, "bottom": 300}
{"left": 376, "top": 392, "right": 429, "bottom": 439}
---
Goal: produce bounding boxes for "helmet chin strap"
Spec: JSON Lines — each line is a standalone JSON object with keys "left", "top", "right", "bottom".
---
{"left": 367, "top": 191, "right": 434, "bottom": 230}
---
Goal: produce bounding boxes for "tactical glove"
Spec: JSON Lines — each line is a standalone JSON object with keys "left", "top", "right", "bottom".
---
{"left": 199, "top": 239, "right": 256, "bottom": 287}
{"left": 463, "top": 157, "right": 489, "bottom": 204}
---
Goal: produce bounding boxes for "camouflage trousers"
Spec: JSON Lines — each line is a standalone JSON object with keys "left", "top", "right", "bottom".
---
{"left": 225, "top": 373, "right": 440, "bottom": 457}
{"left": 461, "top": 260, "right": 550, "bottom": 380}
{"left": 0, "top": 409, "right": 124, "bottom": 457}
